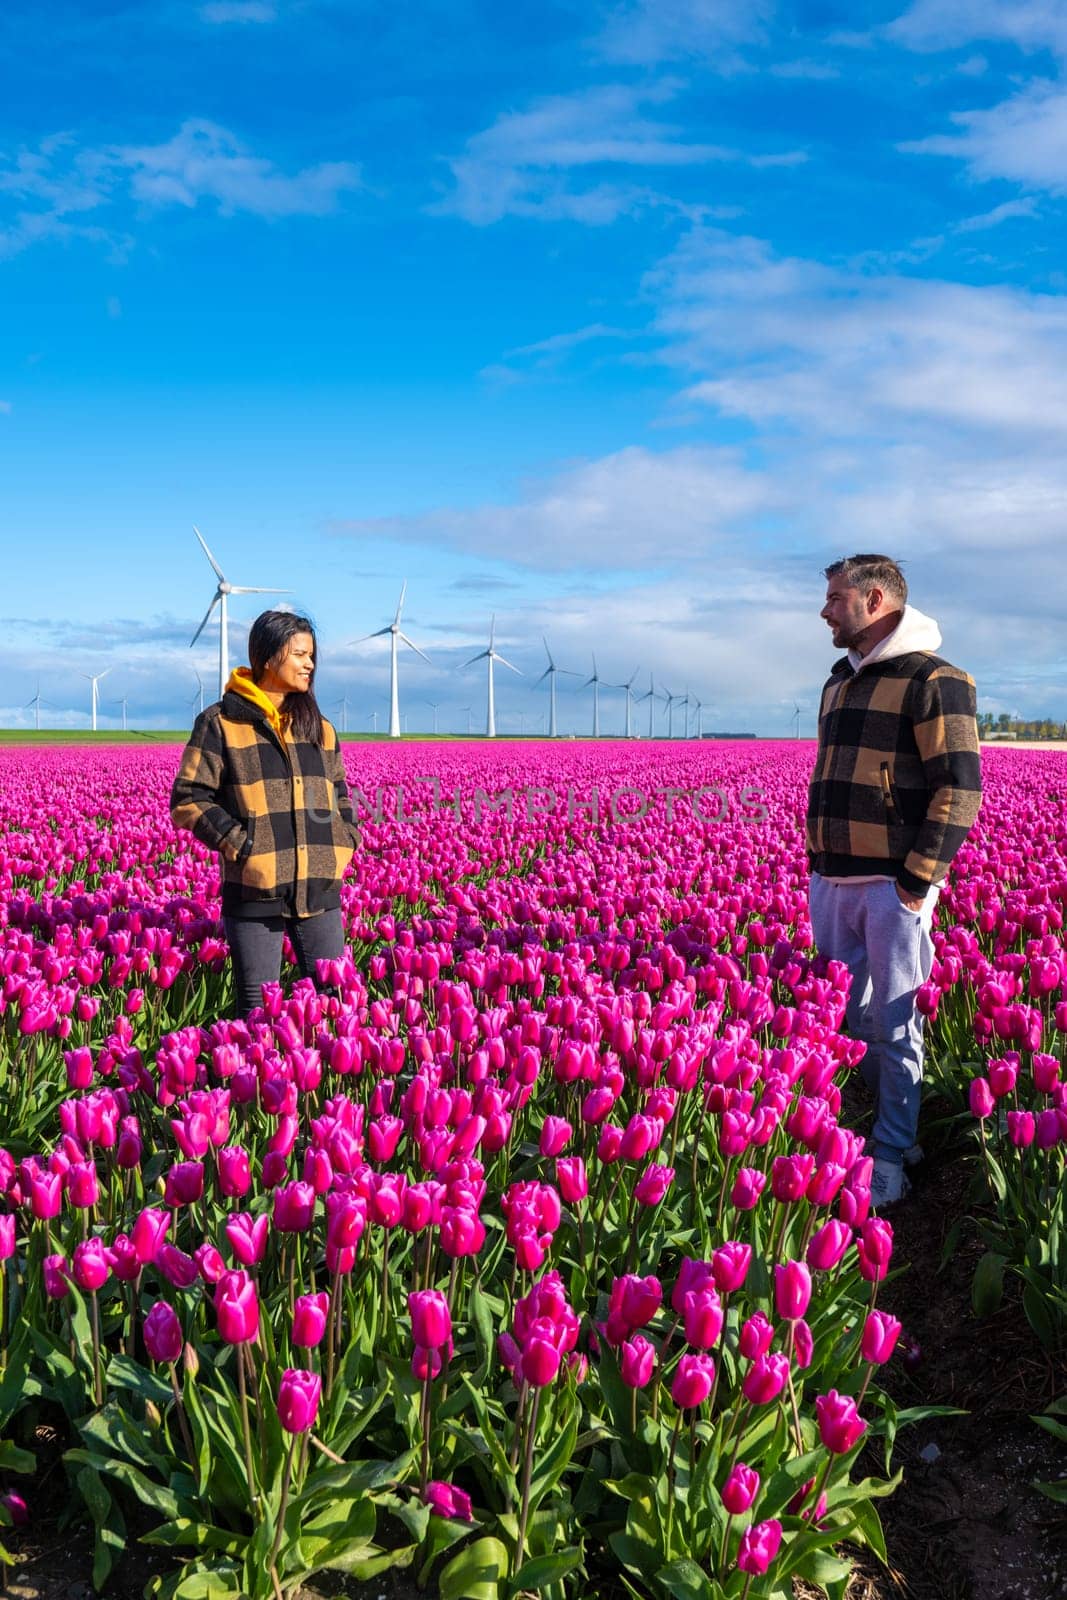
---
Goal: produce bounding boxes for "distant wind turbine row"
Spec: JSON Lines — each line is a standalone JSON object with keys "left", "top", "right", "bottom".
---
{"left": 180, "top": 529, "right": 712, "bottom": 741}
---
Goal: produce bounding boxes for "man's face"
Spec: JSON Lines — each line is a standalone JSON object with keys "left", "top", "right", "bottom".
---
{"left": 820, "top": 581, "right": 871, "bottom": 651}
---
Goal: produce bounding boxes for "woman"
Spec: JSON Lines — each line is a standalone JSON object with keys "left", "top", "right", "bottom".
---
{"left": 170, "top": 610, "right": 360, "bottom": 1018}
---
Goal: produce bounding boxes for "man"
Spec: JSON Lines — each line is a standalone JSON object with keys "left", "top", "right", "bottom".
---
{"left": 807, "top": 555, "right": 982, "bottom": 1206}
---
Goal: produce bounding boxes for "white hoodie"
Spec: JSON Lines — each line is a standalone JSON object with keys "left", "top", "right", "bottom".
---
{"left": 848, "top": 604, "right": 942, "bottom": 674}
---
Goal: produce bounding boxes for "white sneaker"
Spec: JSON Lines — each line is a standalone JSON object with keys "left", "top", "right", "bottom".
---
{"left": 870, "top": 1159, "right": 911, "bottom": 1209}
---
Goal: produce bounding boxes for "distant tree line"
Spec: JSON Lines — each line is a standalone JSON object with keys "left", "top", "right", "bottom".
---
{"left": 977, "top": 712, "right": 1067, "bottom": 740}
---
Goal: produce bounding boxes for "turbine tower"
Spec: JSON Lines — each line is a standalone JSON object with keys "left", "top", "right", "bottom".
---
{"left": 336, "top": 692, "right": 350, "bottom": 734}
{"left": 84, "top": 669, "right": 110, "bottom": 732}
{"left": 793, "top": 701, "right": 802, "bottom": 739}
{"left": 25, "top": 682, "right": 43, "bottom": 731}
{"left": 582, "top": 654, "right": 606, "bottom": 738}
{"left": 535, "top": 637, "right": 579, "bottom": 738}
{"left": 350, "top": 581, "right": 430, "bottom": 740}
{"left": 660, "top": 684, "right": 679, "bottom": 739}
{"left": 368, "top": 710, "right": 379, "bottom": 734}
{"left": 461, "top": 616, "right": 521, "bottom": 738}
{"left": 115, "top": 694, "right": 129, "bottom": 733}
{"left": 460, "top": 706, "right": 473, "bottom": 736}
{"left": 636, "top": 672, "right": 657, "bottom": 739}
{"left": 613, "top": 667, "right": 640, "bottom": 738}
{"left": 691, "top": 695, "right": 704, "bottom": 739}
{"left": 425, "top": 700, "right": 439, "bottom": 735}
{"left": 189, "top": 527, "right": 290, "bottom": 700}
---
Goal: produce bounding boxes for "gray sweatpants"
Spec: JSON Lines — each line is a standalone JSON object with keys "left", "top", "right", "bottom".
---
{"left": 808, "top": 872, "right": 938, "bottom": 1164}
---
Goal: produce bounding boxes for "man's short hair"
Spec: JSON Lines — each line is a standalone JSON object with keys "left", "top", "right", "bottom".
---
{"left": 824, "top": 554, "right": 908, "bottom": 609}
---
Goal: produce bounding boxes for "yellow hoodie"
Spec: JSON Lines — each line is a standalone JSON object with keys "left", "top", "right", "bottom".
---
{"left": 225, "top": 667, "right": 286, "bottom": 735}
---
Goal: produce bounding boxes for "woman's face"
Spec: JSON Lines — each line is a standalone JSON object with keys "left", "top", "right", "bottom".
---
{"left": 265, "top": 632, "right": 315, "bottom": 695}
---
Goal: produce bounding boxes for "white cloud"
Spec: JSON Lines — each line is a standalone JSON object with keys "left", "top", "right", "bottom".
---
{"left": 200, "top": 1, "right": 277, "bottom": 21}
{"left": 653, "top": 228, "right": 1067, "bottom": 438}
{"left": 0, "top": 121, "right": 361, "bottom": 255}
{"left": 330, "top": 444, "right": 781, "bottom": 571}
{"left": 902, "top": 80, "right": 1067, "bottom": 193}
{"left": 116, "top": 120, "right": 360, "bottom": 217}
{"left": 436, "top": 81, "right": 802, "bottom": 224}
{"left": 887, "top": 0, "right": 1067, "bottom": 58}
{"left": 595, "top": 0, "right": 771, "bottom": 67}
{"left": 953, "top": 196, "right": 1038, "bottom": 230}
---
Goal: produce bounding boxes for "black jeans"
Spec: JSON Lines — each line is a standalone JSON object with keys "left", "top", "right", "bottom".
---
{"left": 223, "top": 908, "right": 345, "bottom": 1019}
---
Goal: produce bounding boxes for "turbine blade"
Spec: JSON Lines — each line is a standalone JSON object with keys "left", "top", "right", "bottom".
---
{"left": 534, "top": 667, "right": 551, "bottom": 686}
{"left": 495, "top": 655, "right": 522, "bottom": 676}
{"left": 397, "top": 632, "right": 432, "bottom": 665}
{"left": 229, "top": 586, "right": 291, "bottom": 595}
{"left": 460, "top": 650, "right": 489, "bottom": 669}
{"left": 394, "top": 580, "right": 408, "bottom": 627}
{"left": 348, "top": 626, "right": 393, "bottom": 645}
{"left": 193, "top": 526, "right": 226, "bottom": 582}
{"left": 190, "top": 595, "right": 220, "bottom": 647}
{"left": 542, "top": 635, "right": 555, "bottom": 668}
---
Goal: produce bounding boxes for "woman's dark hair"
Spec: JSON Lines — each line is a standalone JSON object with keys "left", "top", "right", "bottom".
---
{"left": 248, "top": 610, "right": 324, "bottom": 745}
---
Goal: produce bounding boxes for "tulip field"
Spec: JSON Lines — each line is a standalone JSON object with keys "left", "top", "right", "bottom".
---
{"left": 0, "top": 741, "right": 1064, "bottom": 1600}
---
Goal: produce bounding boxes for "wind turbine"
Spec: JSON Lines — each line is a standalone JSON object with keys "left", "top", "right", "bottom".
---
{"left": 425, "top": 700, "right": 439, "bottom": 736}
{"left": 582, "top": 654, "right": 607, "bottom": 738}
{"left": 350, "top": 581, "right": 430, "bottom": 740}
{"left": 461, "top": 616, "right": 522, "bottom": 738}
{"left": 114, "top": 694, "right": 129, "bottom": 733}
{"left": 84, "top": 669, "right": 110, "bottom": 732}
{"left": 193, "top": 670, "right": 205, "bottom": 716}
{"left": 691, "top": 695, "right": 704, "bottom": 739}
{"left": 25, "top": 682, "right": 43, "bottom": 731}
{"left": 535, "top": 637, "right": 579, "bottom": 738}
{"left": 660, "top": 684, "right": 680, "bottom": 739}
{"left": 636, "top": 672, "right": 657, "bottom": 739}
{"left": 368, "top": 710, "right": 379, "bottom": 735}
{"left": 460, "top": 706, "right": 473, "bottom": 736}
{"left": 335, "top": 692, "right": 350, "bottom": 734}
{"left": 189, "top": 527, "right": 290, "bottom": 701}
{"left": 793, "top": 702, "right": 802, "bottom": 739}
{"left": 613, "top": 667, "right": 641, "bottom": 738}
{"left": 677, "top": 686, "right": 691, "bottom": 739}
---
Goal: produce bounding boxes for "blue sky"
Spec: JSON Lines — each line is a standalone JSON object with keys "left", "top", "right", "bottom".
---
{"left": 3, "top": 0, "right": 1067, "bottom": 735}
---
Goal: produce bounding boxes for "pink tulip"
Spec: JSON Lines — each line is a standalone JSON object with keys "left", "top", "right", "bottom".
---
{"left": 144, "top": 1302, "right": 183, "bottom": 1364}
{"left": 815, "top": 1389, "right": 867, "bottom": 1453}
{"left": 721, "top": 1461, "right": 760, "bottom": 1515}
{"left": 277, "top": 1368, "right": 321, "bottom": 1434}
{"left": 742, "top": 1352, "right": 790, "bottom": 1405}
{"left": 619, "top": 1334, "right": 656, "bottom": 1389}
{"left": 774, "top": 1260, "right": 812, "bottom": 1322}
{"left": 293, "top": 1292, "right": 330, "bottom": 1349}
{"left": 409, "top": 1290, "right": 452, "bottom": 1352}
{"left": 215, "top": 1270, "right": 260, "bottom": 1344}
{"left": 860, "top": 1310, "right": 902, "bottom": 1365}
{"left": 737, "top": 1518, "right": 782, "bottom": 1575}
{"left": 671, "top": 1352, "right": 715, "bottom": 1408}
{"left": 424, "top": 1481, "right": 473, "bottom": 1522}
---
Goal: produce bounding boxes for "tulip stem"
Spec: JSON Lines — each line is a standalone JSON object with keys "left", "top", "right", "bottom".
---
{"left": 513, "top": 1386, "right": 541, "bottom": 1579}
{"left": 310, "top": 1433, "right": 344, "bottom": 1464}
{"left": 89, "top": 1288, "right": 103, "bottom": 1407}
{"left": 268, "top": 1434, "right": 297, "bottom": 1594}
{"left": 169, "top": 1365, "right": 196, "bottom": 1472}
{"left": 664, "top": 1409, "right": 684, "bottom": 1556}
{"left": 236, "top": 1346, "right": 259, "bottom": 1519}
